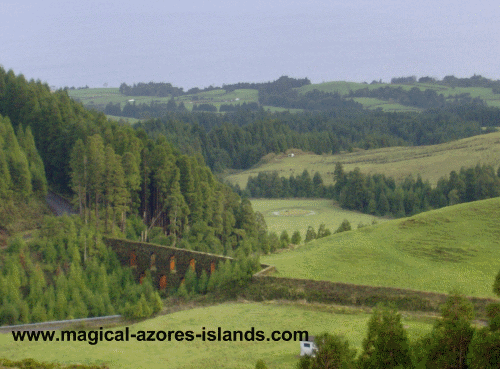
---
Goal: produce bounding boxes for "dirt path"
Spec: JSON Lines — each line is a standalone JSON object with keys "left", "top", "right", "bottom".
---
{"left": 45, "top": 192, "right": 78, "bottom": 216}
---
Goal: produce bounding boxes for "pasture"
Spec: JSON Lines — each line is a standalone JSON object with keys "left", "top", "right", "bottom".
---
{"left": 296, "top": 81, "right": 500, "bottom": 109}
{"left": 0, "top": 302, "right": 433, "bottom": 369}
{"left": 68, "top": 88, "right": 259, "bottom": 113}
{"left": 251, "top": 199, "right": 383, "bottom": 236}
{"left": 262, "top": 197, "right": 500, "bottom": 298}
{"left": 224, "top": 130, "right": 500, "bottom": 188}
{"left": 68, "top": 81, "right": 500, "bottom": 116}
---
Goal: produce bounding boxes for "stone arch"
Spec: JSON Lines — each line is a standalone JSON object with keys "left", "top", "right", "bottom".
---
{"left": 129, "top": 250, "right": 137, "bottom": 268}
{"left": 170, "top": 256, "right": 176, "bottom": 273}
{"left": 159, "top": 275, "right": 167, "bottom": 290}
{"left": 150, "top": 252, "right": 156, "bottom": 271}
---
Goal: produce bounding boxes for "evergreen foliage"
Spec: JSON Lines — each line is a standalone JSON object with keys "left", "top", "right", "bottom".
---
{"left": 358, "top": 305, "right": 413, "bottom": 369}
{"left": 243, "top": 163, "right": 500, "bottom": 220}
{"left": 0, "top": 216, "right": 162, "bottom": 325}
{"left": 414, "top": 293, "right": 475, "bottom": 369}
{"left": 135, "top": 97, "right": 499, "bottom": 173}
{"left": 334, "top": 219, "right": 352, "bottom": 234}
{"left": 297, "top": 333, "right": 357, "bottom": 369}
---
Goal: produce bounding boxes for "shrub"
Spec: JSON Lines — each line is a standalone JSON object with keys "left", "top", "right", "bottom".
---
{"left": 291, "top": 230, "right": 301, "bottom": 244}
{"left": 334, "top": 219, "right": 351, "bottom": 234}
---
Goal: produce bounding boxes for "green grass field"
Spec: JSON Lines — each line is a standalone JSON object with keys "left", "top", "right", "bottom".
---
{"left": 262, "top": 198, "right": 500, "bottom": 298}
{"left": 251, "top": 199, "right": 384, "bottom": 236}
{"left": 224, "top": 131, "right": 500, "bottom": 188}
{"left": 296, "top": 81, "right": 500, "bottom": 110}
{"left": 0, "top": 302, "right": 433, "bottom": 369}
{"left": 68, "top": 88, "right": 259, "bottom": 113}
{"left": 68, "top": 81, "right": 500, "bottom": 115}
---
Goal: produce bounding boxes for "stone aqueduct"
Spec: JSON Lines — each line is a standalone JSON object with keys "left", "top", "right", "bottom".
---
{"left": 104, "top": 238, "right": 237, "bottom": 291}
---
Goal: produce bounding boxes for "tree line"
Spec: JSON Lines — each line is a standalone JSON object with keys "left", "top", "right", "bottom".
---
{"left": 136, "top": 101, "right": 498, "bottom": 173}
{"left": 119, "top": 82, "right": 185, "bottom": 97}
{"left": 103, "top": 100, "right": 260, "bottom": 119}
{"left": 118, "top": 75, "right": 311, "bottom": 98}
{"left": 240, "top": 162, "right": 500, "bottom": 218}
{"left": 390, "top": 74, "right": 500, "bottom": 92}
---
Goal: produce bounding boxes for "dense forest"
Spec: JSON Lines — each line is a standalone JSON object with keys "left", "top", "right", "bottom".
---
{"left": 0, "top": 67, "right": 268, "bottom": 256}
{"left": 0, "top": 67, "right": 273, "bottom": 325}
{"left": 135, "top": 100, "right": 498, "bottom": 173}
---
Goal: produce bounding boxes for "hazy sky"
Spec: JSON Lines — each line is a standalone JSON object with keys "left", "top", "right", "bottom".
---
{"left": 1, "top": 0, "right": 499, "bottom": 89}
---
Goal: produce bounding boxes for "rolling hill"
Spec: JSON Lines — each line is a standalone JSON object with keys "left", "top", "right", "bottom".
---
{"left": 224, "top": 130, "right": 500, "bottom": 188}
{"left": 261, "top": 197, "right": 500, "bottom": 298}
{"left": 68, "top": 79, "right": 500, "bottom": 115}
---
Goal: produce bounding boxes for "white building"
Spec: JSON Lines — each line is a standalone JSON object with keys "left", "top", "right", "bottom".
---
{"left": 299, "top": 335, "right": 317, "bottom": 356}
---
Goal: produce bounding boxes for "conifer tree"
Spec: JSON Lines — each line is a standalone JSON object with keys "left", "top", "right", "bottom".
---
{"left": 87, "top": 134, "right": 106, "bottom": 228}
{"left": 358, "top": 305, "right": 413, "bottom": 369}
{"left": 70, "top": 139, "right": 88, "bottom": 219}
{"left": 21, "top": 126, "right": 47, "bottom": 196}
{"left": 1, "top": 116, "right": 32, "bottom": 198}
{"left": 305, "top": 226, "right": 317, "bottom": 243}
{"left": 291, "top": 230, "right": 302, "bottom": 245}
{"left": 421, "top": 293, "right": 475, "bottom": 369}
{"left": 104, "top": 145, "right": 129, "bottom": 232}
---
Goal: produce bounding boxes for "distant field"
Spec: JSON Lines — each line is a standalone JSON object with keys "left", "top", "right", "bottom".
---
{"left": 68, "top": 82, "right": 500, "bottom": 114}
{"left": 68, "top": 88, "right": 259, "bottom": 112}
{"left": 106, "top": 115, "right": 141, "bottom": 124}
{"left": 224, "top": 131, "right": 500, "bottom": 188}
{"left": 0, "top": 302, "right": 433, "bottom": 369}
{"left": 296, "top": 81, "right": 500, "bottom": 110}
{"left": 251, "top": 199, "right": 383, "bottom": 236}
{"left": 262, "top": 198, "right": 500, "bottom": 298}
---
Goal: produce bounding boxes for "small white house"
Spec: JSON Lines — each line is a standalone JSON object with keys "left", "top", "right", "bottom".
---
{"left": 300, "top": 335, "right": 317, "bottom": 356}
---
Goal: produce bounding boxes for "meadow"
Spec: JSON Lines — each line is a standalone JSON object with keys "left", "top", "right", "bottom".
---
{"left": 68, "top": 81, "right": 500, "bottom": 114}
{"left": 0, "top": 302, "right": 433, "bottom": 369}
{"left": 250, "top": 199, "right": 384, "bottom": 236}
{"left": 68, "top": 88, "right": 259, "bottom": 113}
{"left": 262, "top": 198, "right": 500, "bottom": 298}
{"left": 224, "top": 130, "right": 500, "bottom": 188}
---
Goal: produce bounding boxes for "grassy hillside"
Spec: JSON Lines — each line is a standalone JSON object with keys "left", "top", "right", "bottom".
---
{"left": 0, "top": 302, "right": 433, "bottom": 369}
{"left": 262, "top": 198, "right": 500, "bottom": 298}
{"left": 224, "top": 130, "right": 500, "bottom": 188}
{"left": 251, "top": 199, "right": 384, "bottom": 236}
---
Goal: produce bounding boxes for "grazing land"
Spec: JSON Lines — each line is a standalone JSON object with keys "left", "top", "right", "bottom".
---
{"left": 0, "top": 302, "right": 433, "bottom": 369}
{"left": 224, "top": 130, "right": 500, "bottom": 188}
{"left": 68, "top": 80, "right": 500, "bottom": 114}
{"left": 68, "top": 88, "right": 260, "bottom": 113}
{"left": 297, "top": 81, "right": 500, "bottom": 110}
{"left": 262, "top": 198, "right": 500, "bottom": 298}
{"left": 251, "top": 199, "right": 384, "bottom": 236}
